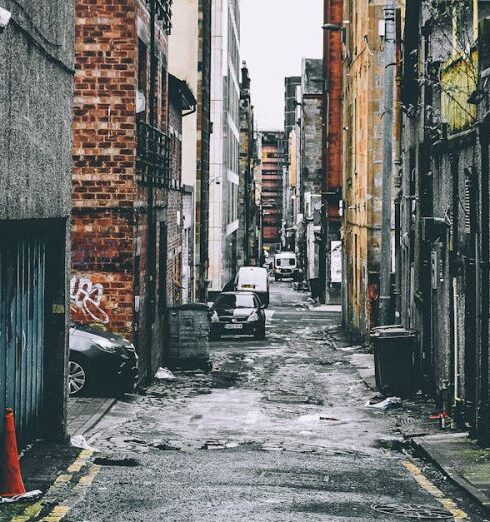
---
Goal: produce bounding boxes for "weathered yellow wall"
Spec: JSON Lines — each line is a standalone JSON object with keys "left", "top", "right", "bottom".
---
{"left": 441, "top": 49, "right": 478, "bottom": 132}
{"left": 342, "top": 0, "right": 404, "bottom": 337}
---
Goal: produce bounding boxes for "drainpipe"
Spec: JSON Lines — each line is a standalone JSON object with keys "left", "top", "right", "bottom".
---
{"left": 393, "top": 172, "right": 402, "bottom": 324}
{"left": 146, "top": 0, "right": 157, "bottom": 380}
{"left": 380, "top": 0, "right": 396, "bottom": 325}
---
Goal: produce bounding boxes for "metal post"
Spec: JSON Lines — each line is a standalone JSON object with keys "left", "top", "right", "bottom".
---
{"left": 379, "top": 0, "right": 396, "bottom": 325}
{"left": 146, "top": 0, "right": 157, "bottom": 379}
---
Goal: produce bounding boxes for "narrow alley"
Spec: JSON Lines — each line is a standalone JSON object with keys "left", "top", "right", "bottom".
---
{"left": 26, "top": 284, "right": 484, "bottom": 521}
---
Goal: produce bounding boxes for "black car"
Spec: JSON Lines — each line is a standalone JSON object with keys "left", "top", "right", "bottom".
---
{"left": 209, "top": 291, "right": 266, "bottom": 340}
{"left": 69, "top": 323, "right": 139, "bottom": 397}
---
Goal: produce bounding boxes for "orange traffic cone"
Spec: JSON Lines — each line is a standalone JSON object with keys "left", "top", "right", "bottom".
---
{"left": 0, "top": 408, "right": 26, "bottom": 497}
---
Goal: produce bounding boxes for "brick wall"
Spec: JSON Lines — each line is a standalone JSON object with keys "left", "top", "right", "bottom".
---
{"left": 73, "top": 0, "right": 173, "bottom": 381}
{"left": 72, "top": 0, "right": 138, "bottom": 337}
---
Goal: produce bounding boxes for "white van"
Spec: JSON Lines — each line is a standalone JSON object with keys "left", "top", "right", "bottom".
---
{"left": 234, "top": 266, "right": 270, "bottom": 308}
{"left": 274, "top": 252, "right": 298, "bottom": 280}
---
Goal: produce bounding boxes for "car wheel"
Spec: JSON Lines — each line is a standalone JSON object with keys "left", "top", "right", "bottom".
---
{"left": 254, "top": 322, "right": 266, "bottom": 340}
{"left": 68, "top": 358, "right": 89, "bottom": 396}
{"left": 209, "top": 330, "right": 221, "bottom": 342}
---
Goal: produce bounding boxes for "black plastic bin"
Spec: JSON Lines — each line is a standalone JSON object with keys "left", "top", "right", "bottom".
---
{"left": 370, "top": 325, "right": 418, "bottom": 398}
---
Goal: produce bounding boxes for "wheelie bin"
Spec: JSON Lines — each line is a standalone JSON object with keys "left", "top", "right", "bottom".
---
{"left": 370, "top": 325, "right": 418, "bottom": 398}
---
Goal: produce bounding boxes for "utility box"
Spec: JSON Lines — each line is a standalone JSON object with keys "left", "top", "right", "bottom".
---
{"left": 370, "top": 325, "right": 418, "bottom": 398}
{"left": 164, "top": 304, "right": 210, "bottom": 370}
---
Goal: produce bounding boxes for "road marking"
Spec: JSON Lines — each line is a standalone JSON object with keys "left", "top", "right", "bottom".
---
{"left": 39, "top": 464, "right": 101, "bottom": 522}
{"left": 11, "top": 449, "right": 96, "bottom": 522}
{"left": 402, "top": 460, "right": 469, "bottom": 520}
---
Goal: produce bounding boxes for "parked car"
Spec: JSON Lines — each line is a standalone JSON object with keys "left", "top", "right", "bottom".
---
{"left": 273, "top": 252, "right": 298, "bottom": 281}
{"left": 209, "top": 291, "right": 266, "bottom": 340}
{"left": 69, "top": 322, "right": 139, "bottom": 397}
{"left": 234, "top": 266, "right": 270, "bottom": 307}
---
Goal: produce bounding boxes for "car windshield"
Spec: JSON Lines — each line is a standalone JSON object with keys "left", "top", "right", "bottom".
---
{"left": 276, "top": 258, "right": 295, "bottom": 267}
{"left": 215, "top": 294, "right": 256, "bottom": 308}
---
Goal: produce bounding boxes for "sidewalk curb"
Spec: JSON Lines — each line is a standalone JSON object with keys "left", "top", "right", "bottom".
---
{"left": 410, "top": 434, "right": 490, "bottom": 513}
{"left": 69, "top": 398, "right": 117, "bottom": 438}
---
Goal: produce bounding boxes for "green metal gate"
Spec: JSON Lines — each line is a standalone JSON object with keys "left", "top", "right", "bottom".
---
{"left": 0, "top": 236, "right": 46, "bottom": 443}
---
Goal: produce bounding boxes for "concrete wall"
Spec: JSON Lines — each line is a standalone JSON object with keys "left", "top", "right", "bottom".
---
{"left": 0, "top": 0, "right": 74, "bottom": 221}
{"left": 0, "top": 0, "right": 74, "bottom": 442}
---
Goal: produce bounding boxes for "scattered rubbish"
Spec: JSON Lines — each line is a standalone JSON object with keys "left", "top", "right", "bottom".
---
{"left": 365, "top": 396, "right": 402, "bottom": 410}
{"left": 155, "top": 367, "right": 176, "bottom": 380}
{"left": 70, "top": 434, "right": 97, "bottom": 451}
{"left": 154, "top": 441, "right": 181, "bottom": 451}
{"left": 0, "top": 490, "right": 42, "bottom": 504}
{"left": 18, "top": 443, "right": 33, "bottom": 459}
{"left": 93, "top": 456, "right": 140, "bottom": 467}
{"left": 123, "top": 438, "right": 147, "bottom": 445}
{"left": 429, "top": 410, "right": 451, "bottom": 429}
{"left": 200, "top": 440, "right": 228, "bottom": 450}
{"left": 429, "top": 411, "right": 449, "bottom": 420}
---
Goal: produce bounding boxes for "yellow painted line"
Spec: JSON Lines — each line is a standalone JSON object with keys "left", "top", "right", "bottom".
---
{"left": 11, "top": 449, "right": 95, "bottom": 522}
{"left": 40, "top": 463, "right": 101, "bottom": 521}
{"left": 75, "top": 465, "right": 101, "bottom": 487}
{"left": 402, "top": 460, "right": 469, "bottom": 520}
{"left": 66, "top": 449, "right": 93, "bottom": 473}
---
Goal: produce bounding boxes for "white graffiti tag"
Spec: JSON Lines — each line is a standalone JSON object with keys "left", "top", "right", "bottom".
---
{"left": 70, "top": 276, "right": 110, "bottom": 324}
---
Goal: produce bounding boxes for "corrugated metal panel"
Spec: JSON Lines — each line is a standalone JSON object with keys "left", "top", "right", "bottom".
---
{"left": 0, "top": 237, "right": 46, "bottom": 443}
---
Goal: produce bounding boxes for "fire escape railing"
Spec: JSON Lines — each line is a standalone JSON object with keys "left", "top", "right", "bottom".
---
{"left": 137, "top": 120, "right": 179, "bottom": 189}
{"left": 144, "top": 0, "right": 173, "bottom": 35}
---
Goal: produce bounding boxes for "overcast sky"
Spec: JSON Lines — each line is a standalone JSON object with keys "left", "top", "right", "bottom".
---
{"left": 240, "top": 0, "right": 323, "bottom": 131}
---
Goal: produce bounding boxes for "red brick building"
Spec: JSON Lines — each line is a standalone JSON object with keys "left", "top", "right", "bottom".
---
{"left": 72, "top": 0, "right": 186, "bottom": 381}
{"left": 322, "top": 0, "right": 343, "bottom": 303}
{"left": 260, "top": 131, "right": 286, "bottom": 253}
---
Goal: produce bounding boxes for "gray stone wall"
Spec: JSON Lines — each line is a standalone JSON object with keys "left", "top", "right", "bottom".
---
{"left": 0, "top": 0, "right": 74, "bottom": 221}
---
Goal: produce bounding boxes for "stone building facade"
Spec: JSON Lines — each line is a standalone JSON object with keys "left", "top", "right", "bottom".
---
{"left": 341, "top": 1, "right": 404, "bottom": 337}
{"left": 72, "top": 0, "right": 181, "bottom": 382}
{"left": 300, "top": 58, "right": 323, "bottom": 297}
{"left": 238, "top": 62, "right": 258, "bottom": 267}
{"left": 0, "top": 0, "right": 74, "bottom": 442}
{"left": 400, "top": 1, "right": 490, "bottom": 442}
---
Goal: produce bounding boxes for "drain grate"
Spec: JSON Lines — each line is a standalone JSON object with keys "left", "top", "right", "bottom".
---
{"left": 372, "top": 504, "right": 453, "bottom": 519}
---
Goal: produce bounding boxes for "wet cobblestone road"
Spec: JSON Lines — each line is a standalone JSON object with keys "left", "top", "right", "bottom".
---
{"left": 62, "top": 283, "right": 487, "bottom": 521}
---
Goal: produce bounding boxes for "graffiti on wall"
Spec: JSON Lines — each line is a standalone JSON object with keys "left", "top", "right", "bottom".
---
{"left": 70, "top": 276, "right": 109, "bottom": 324}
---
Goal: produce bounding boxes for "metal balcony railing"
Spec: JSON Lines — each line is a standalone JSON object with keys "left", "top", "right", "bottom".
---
{"left": 144, "top": 0, "right": 173, "bottom": 35}
{"left": 137, "top": 121, "right": 178, "bottom": 189}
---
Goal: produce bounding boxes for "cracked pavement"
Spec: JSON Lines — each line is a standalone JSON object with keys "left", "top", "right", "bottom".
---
{"left": 59, "top": 283, "right": 487, "bottom": 521}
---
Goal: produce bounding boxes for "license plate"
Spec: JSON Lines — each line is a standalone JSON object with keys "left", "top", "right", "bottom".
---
{"left": 225, "top": 324, "right": 243, "bottom": 329}
{"left": 242, "top": 284, "right": 254, "bottom": 289}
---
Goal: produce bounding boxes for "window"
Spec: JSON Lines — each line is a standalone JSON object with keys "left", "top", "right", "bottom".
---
{"left": 137, "top": 39, "right": 148, "bottom": 122}
{"left": 215, "top": 294, "right": 257, "bottom": 309}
